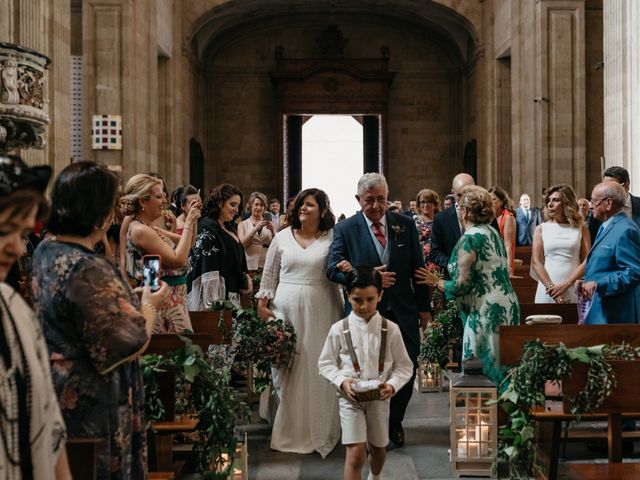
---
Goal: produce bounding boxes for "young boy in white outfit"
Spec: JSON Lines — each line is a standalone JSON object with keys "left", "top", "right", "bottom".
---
{"left": 318, "top": 266, "right": 413, "bottom": 480}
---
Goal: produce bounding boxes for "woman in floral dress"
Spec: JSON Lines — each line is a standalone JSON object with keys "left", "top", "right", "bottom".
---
{"left": 31, "top": 161, "right": 168, "bottom": 479}
{"left": 416, "top": 186, "right": 520, "bottom": 386}
{"left": 121, "top": 173, "right": 200, "bottom": 333}
{"left": 414, "top": 188, "right": 440, "bottom": 263}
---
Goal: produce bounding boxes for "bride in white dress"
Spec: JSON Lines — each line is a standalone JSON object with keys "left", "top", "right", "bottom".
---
{"left": 257, "top": 188, "right": 343, "bottom": 458}
{"left": 531, "top": 184, "right": 591, "bottom": 303}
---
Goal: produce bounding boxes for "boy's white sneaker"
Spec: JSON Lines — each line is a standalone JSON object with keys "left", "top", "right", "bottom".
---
{"left": 367, "top": 473, "right": 382, "bottom": 480}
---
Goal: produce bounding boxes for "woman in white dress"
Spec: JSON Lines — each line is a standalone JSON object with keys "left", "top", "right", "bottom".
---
{"left": 257, "top": 188, "right": 343, "bottom": 458}
{"left": 531, "top": 184, "right": 591, "bottom": 303}
{"left": 238, "top": 191, "right": 275, "bottom": 272}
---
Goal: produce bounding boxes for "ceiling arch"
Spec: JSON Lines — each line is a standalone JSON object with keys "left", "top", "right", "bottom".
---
{"left": 189, "top": 0, "right": 481, "bottom": 65}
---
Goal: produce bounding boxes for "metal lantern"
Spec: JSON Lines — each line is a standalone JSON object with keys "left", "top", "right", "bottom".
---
{"left": 450, "top": 358, "right": 498, "bottom": 477}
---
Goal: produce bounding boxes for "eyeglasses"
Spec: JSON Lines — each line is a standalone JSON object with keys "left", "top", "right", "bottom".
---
{"left": 419, "top": 200, "right": 435, "bottom": 206}
{"left": 589, "top": 197, "right": 611, "bottom": 207}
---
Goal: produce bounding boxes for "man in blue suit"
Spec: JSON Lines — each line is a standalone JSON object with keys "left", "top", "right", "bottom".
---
{"left": 582, "top": 181, "right": 640, "bottom": 324}
{"left": 515, "top": 193, "right": 542, "bottom": 246}
{"left": 327, "top": 173, "right": 432, "bottom": 447}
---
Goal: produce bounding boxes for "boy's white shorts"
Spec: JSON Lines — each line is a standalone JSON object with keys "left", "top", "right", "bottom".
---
{"left": 339, "top": 397, "right": 390, "bottom": 447}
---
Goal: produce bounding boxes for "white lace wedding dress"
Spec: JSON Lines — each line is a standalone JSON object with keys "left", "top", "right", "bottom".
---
{"left": 256, "top": 227, "right": 343, "bottom": 458}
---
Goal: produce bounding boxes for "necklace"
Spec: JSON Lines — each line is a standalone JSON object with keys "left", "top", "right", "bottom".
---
{"left": 0, "top": 292, "right": 32, "bottom": 478}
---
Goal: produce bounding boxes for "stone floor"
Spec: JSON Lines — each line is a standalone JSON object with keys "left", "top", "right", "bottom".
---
{"left": 239, "top": 385, "right": 640, "bottom": 480}
{"left": 242, "top": 388, "right": 486, "bottom": 480}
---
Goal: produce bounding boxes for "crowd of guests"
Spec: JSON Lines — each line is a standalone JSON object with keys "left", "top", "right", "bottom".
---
{"left": 3, "top": 150, "right": 640, "bottom": 479}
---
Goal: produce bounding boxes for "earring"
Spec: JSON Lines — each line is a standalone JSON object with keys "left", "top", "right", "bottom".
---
{"left": 142, "top": 206, "right": 145, "bottom": 212}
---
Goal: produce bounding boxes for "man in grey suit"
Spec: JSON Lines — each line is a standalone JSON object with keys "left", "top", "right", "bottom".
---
{"left": 515, "top": 193, "right": 542, "bottom": 246}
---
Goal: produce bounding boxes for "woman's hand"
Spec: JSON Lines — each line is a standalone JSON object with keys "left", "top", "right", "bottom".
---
{"left": 414, "top": 267, "right": 440, "bottom": 287}
{"left": 265, "top": 221, "right": 276, "bottom": 235}
{"left": 258, "top": 305, "right": 275, "bottom": 321}
{"left": 336, "top": 260, "right": 353, "bottom": 273}
{"left": 185, "top": 199, "right": 201, "bottom": 227}
{"left": 141, "top": 281, "right": 170, "bottom": 310}
{"left": 548, "top": 281, "right": 570, "bottom": 302}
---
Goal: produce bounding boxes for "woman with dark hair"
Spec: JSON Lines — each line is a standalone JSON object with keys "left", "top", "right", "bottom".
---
{"left": 175, "top": 184, "right": 200, "bottom": 235}
{"left": 0, "top": 154, "right": 72, "bottom": 479}
{"left": 187, "top": 183, "right": 253, "bottom": 310}
{"left": 531, "top": 184, "right": 590, "bottom": 303}
{"left": 31, "top": 161, "right": 168, "bottom": 479}
{"left": 415, "top": 186, "right": 519, "bottom": 386}
{"left": 257, "top": 188, "right": 343, "bottom": 458}
{"left": 489, "top": 186, "right": 517, "bottom": 276}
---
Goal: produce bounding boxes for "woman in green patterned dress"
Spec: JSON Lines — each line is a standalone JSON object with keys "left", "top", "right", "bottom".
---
{"left": 416, "top": 185, "right": 520, "bottom": 386}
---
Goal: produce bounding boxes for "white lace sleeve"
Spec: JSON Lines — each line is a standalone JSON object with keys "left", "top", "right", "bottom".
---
{"left": 256, "top": 234, "right": 282, "bottom": 299}
{"left": 187, "top": 271, "right": 226, "bottom": 311}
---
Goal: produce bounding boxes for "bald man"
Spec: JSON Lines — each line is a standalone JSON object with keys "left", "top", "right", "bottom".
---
{"left": 582, "top": 182, "right": 640, "bottom": 324}
{"left": 428, "top": 173, "right": 475, "bottom": 270}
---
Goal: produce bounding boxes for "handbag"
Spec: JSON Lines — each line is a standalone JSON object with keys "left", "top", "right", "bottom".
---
{"left": 342, "top": 316, "right": 388, "bottom": 402}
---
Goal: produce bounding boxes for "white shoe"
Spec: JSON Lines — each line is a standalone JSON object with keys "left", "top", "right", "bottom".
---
{"left": 367, "top": 473, "right": 382, "bottom": 480}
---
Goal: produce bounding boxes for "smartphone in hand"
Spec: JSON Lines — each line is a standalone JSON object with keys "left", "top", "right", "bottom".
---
{"left": 142, "top": 255, "right": 161, "bottom": 292}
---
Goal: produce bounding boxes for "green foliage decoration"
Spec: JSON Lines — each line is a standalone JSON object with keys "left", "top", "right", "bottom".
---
{"left": 494, "top": 341, "right": 640, "bottom": 479}
{"left": 419, "top": 299, "right": 461, "bottom": 369}
{"left": 142, "top": 336, "right": 249, "bottom": 478}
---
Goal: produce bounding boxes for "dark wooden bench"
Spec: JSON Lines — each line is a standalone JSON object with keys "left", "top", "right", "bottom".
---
{"left": 515, "top": 245, "right": 533, "bottom": 265}
{"left": 499, "top": 324, "right": 640, "bottom": 480}
{"left": 66, "top": 437, "right": 105, "bottom": 480}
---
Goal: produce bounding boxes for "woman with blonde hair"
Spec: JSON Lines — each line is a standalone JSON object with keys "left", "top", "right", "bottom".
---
{"left": 122, "top": 173, "right": 201, "bottom": 332}
{"left": 415, "top": 186, "right": 519, "bottom": 385}
{"left": 489, "top": 186, "right": 517, "bottom": 276}
{"left": 531, "top": 184, "right": 590, "bottom": 303}
{"left": 414, "top": 188, "right": 441, "bottom": 262}
{"left": 238, "top": 191, "right": 275, "bottom": 272}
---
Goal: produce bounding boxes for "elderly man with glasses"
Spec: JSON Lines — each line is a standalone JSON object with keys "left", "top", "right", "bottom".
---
{"left": 582, "top": 181, "right": 640, "bottom": 324}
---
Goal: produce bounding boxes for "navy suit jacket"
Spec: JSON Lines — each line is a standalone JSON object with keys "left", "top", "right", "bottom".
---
{"left": 427, "top": 206, "right": 461, "bottom": 270}
{"left": 584, "top": 212, "right": 640, "bottom": 324}
{"left": 326, "top": 211, "right": 430, "bottom": 359}
{"left": 515, "top": 207, "right": 541, "bottom": 246}
{"left": 588, "top": 193, "right": 640, "bottom": 243}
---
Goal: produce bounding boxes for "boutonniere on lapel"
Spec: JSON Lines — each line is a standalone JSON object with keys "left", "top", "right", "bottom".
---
{"left": 390, "top": 223, "right": 405, "bottom": 238}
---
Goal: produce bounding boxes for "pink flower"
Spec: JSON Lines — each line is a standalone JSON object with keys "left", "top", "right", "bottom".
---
{"left": 59, "top": 384, "right": 78, "bottom": 410}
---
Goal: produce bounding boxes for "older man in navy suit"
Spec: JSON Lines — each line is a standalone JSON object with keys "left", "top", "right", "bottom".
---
{"left": 327, "top": 173, "right": 431, "bottom": 447}
{"left": 582, "top": 181, "right": 640, "bottom": 324}
{"left": 515, "top": 193, "right": 542, "bottom": 246}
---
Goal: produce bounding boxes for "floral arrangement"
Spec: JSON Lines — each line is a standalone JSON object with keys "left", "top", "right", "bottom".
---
{"left": 211, "top": 301, "right": 297, "bottom": 393}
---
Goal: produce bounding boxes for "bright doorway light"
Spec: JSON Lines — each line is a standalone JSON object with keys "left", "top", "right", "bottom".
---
{"left": 302, "top": 115, "right": 363, "bottom": 219}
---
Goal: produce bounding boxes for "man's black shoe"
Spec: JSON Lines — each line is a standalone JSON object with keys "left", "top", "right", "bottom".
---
{"left": 389, "top": 425, "right": 405, "bottom": 447}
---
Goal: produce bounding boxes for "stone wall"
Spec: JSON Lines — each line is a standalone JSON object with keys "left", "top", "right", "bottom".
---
{"left": 207, "top": 18, "right": 463, "bottom": 203}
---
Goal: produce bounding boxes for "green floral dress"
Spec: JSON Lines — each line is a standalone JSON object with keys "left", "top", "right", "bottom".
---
{"left": 444, "top": 224, "right": 520, "bottom": 386}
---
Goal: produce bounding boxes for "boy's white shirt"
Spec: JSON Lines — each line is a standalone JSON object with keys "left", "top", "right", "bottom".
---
{"left": 318, "top": 311, "right": 414, "bottom": 395}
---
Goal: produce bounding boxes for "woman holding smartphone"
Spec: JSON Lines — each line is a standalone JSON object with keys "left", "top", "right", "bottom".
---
{"left": 122, "top": 173, "right": 201, "bottom": 332}
{"left": 187, "top": 183, "right": 252, "bottom": 310}
{"left": 31, "top": 161, "right": 169, "bottom": 479}
{"left": 238, "top": 191, "right": 275, "bottom": 273}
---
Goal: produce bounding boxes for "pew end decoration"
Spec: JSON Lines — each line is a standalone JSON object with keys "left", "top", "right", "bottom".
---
{"left": 494, "top": 341, "right": 640, "bottom": 479}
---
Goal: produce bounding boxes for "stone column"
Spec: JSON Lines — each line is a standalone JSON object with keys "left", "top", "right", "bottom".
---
{"left": 604, "top": 0, "right": 640, "bottom": 193}
{"left": 48, "top": 0, "right": 71, "bottom": 173}
{"left": 83, "top": 0, "right": 157, "bottom": 179}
